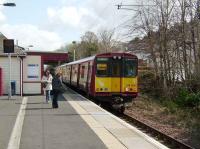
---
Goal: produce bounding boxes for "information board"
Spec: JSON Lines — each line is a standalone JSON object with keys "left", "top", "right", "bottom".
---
{"left": 27, "top": 64, "right": 39, "bottom": 79}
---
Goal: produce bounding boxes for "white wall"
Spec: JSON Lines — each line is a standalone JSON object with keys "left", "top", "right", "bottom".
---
{"left": 0, "top": 57, "right": 21, "bottom": 94}
{"left": 23, "top": 55, "right": 42, "bottom": 94}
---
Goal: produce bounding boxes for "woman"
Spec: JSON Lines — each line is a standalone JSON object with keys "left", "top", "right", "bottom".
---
{"left": 41, "top": 70, "right": 53, "bottom": 103}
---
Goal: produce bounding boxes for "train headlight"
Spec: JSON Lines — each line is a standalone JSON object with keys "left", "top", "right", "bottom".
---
{"left": 125, "top": 87, "right": 129, "bottom": 91}
{"left": 118, "top": 56, "right": 121, "bottom": 59}
{"left": 113, "top": 56, "right": 117, "bottom": 59}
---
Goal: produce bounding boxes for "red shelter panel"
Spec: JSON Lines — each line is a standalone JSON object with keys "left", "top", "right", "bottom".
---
{"left": 0, "top": 68, "right": 2, "bottom": 96}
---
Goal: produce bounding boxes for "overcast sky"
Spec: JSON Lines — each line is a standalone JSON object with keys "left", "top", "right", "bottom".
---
{"left": 0, "top": 0, "right": 135, "bottom": 51}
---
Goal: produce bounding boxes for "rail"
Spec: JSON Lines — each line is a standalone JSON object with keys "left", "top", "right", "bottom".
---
{"left": 118, "top": 113, "right": 194, "bottom": 149}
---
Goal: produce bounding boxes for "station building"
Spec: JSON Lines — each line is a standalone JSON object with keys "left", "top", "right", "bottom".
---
{"left": 0, "top": 33, "right": 68, "bottom": 96}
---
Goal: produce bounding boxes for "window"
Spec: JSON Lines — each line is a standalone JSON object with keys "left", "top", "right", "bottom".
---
{"left": 124, "top": 59, "right": 137, "bottom": 77}
{"left": 81, "top": 65, "right": 85, "bottom": 78}
{"left": 111, "top": 59, "right": 121, "bottom": 77}
{"left": 96, "top": 57, "right": 109, "bottom": 77}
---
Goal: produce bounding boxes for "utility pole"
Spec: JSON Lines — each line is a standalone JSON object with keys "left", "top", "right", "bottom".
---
{"left": 8, "top": 53, "right": 11, "bottom": 99}
{"left": 3, "top": 39, "right": 14, "bottom": 99}
{"left": 72, "top": 41, "right": 76, "bottom": 61}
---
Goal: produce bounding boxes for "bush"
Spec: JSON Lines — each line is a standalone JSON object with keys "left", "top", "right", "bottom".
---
{"left": 162, "top": 100, "right": 178, "bottom": 113}
{"left": 175, "top": 88, "right": 200, "bottom": 108}
{"left": 138, "top": 70, "right": 160, "bottom": 95}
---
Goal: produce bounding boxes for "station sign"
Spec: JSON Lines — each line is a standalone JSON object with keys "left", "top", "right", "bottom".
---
{"left": 97, "top": 64, "right": 107, "bottom": 70}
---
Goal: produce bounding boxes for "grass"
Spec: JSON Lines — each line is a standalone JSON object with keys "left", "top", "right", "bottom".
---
{"left": 127, "top": 94, "right": 200, "bottom": 148}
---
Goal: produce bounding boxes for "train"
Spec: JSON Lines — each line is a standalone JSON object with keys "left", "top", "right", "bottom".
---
{"left": 57, "top": 52, "right": 138, "bottom": 113}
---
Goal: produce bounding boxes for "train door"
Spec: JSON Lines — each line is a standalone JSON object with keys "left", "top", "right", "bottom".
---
{"left": 110, "top": 57, "right": 121, "bottom": 92}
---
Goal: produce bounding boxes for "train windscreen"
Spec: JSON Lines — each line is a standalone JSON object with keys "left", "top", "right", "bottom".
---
{"left": 111, "top": 58, "right": 121, "bottom": 77}
{"left": 96, "top": 57, "right": 109, "bottom": 77}
{"left": 123, "top": 58, "right": 137, "bottom": 77}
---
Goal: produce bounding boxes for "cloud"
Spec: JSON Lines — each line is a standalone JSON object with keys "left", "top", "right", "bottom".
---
{"left": 0, "top": 0, "right": 64, "bottom": 51}
{"left": 0, "top": 0, "right": 136, "bottom": 51}
{"left": 46, "top": 0, "right": 135, "bottom": 40}
{"left": 0, "top": 0, "right": 7, "bottom": 23}
{"left": 47, "top": 5, "right": 101, "bottom": 30}
{"left": 47, "top": 7, "right": 80, "bottom": 26}
{"left": 0, "top": 11, "right": 6, "bottom": 23}
{"left": 0, "top": 24, "right": 63, "bottom": 51}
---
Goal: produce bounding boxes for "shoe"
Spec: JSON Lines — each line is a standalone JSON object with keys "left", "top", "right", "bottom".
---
{"left": 52, "top": 105, "right": 58, "bottom": 108}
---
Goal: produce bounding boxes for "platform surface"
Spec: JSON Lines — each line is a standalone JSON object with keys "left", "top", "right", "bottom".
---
{"left": 0, "top": 89, "right": 169, "bottom": 149}
{"left": 0, "top": 96, "right": 22, "bottom": 149}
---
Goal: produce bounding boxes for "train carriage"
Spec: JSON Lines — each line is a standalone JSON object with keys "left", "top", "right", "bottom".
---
{"left": 58, "top": 53, "right": 138, "bottom": 112}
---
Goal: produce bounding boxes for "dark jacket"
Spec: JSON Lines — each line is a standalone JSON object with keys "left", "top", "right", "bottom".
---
{"left": 52, "top": 76, "right": 63, "bottom": 91}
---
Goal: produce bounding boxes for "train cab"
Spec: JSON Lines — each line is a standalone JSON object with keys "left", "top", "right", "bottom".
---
{"left": 93, "top": 53, "right": 138, "bottom": 110}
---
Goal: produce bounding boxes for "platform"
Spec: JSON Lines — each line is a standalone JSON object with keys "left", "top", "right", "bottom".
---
{"left": 0, "top": 89, "right": 169, "bottom": 149}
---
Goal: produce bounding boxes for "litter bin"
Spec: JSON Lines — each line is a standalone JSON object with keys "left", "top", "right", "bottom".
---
{"left": 11, "top": 81, "right": 16, "bottom": 95}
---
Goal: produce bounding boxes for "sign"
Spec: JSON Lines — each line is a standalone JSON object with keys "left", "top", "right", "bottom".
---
{"left": 3, "top": 39, "right": 14, "bottom": 53}
{"left": 97, "top": 64, "right": 107, "bottom": 70}
{"left": 27, "top": 64, "right": 39, "bottom": 79}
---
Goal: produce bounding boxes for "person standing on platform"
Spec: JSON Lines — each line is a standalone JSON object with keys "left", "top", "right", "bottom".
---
{"left": 41, "top": 70, "right": 53, "bottom": 103}
{"left": 52, "top": 72, "right": 64, "bottom": 108}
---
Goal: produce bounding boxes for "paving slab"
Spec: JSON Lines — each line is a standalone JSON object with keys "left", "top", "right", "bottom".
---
{"left": 2, "top": 89, "right": 169, "bottom": 149}
{"left": 20, "top": 95, "right": 107, "bottom": 149}
{"left": 0, "top": 96, "right": 22, "bottom": 149}
{"left": 63, "top": 88, "right": 169, "bottom": 149}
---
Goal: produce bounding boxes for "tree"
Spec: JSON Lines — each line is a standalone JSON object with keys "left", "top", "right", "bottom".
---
{"left": 80, "top": 31, "right": 99, "bottom": 57}
{"left": 125, "top": 0, "right": 200, "bottom": 96}
{"left": 98, "top": 28, "right": 116, "bottom": 53}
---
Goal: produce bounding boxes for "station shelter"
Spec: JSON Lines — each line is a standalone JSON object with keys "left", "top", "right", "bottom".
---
{"left": 22, "top": 51, "right": 68, "bottom": 95}
{"left": 0, "top": 33, "right": 68, "bottom": 95}
{"left": 0, "top": 50, "right": 68, "bottom": 95}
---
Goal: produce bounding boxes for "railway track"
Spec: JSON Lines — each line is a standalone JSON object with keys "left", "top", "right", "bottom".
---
{"left": 116, "top": 112, "right": 195, "bottom": 149}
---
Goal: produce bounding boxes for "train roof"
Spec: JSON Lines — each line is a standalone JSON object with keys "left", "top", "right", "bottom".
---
{"left": 60, "top": 55, "right": 96, "bottom": 67}
{"left": 59, "top": 52, "right": 137, "bottom": 67}
{"left": 95, "top": 52, "right": 138, "bottom": 58}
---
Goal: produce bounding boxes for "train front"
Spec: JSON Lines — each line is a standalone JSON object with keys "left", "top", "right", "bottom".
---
{"left": 94, "top": 53, "right": 138, "bottom": 112}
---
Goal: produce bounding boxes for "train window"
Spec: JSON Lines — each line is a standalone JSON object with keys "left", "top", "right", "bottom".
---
{"left": 111, "top": 59, "right": 121, "bottom": 77}
{"left": 97, "top": 58, "right": 108, "bottom": 61}
{"left": 96, "top": 57, "right": 109, "bottom": 77}
{"left": 81, "top": 66, "right": 85, "bottom": 78}
{"left": 124, "top": 59, "right": 137, "bottom": 77}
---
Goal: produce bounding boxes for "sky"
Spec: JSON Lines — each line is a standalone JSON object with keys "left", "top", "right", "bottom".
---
{"left": 0, "top": 0, "right": 135, "bottom": 51}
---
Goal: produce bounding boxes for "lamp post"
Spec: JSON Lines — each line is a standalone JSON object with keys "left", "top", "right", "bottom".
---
{"left": 72, "top": 41, "right": 76, "bottom": 61}
{"left": 1, "top": 3, "right": 16, "bottom": 99}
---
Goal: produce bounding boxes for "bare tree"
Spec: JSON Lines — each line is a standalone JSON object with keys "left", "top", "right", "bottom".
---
{"left": 124, "top": 0, "right": 200, "bottom": 96}
{"left": 98, "top": 28, "right": 116, "bottom": 53}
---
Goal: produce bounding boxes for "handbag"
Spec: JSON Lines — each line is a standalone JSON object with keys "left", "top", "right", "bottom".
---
{"left": 58, "top": 84, "right": 65, "bottom": 93}
{"left": 42, "top": 82, "right": 47, "bottom": 88}
{"left": 52, "top": 77, "right": 65, "bottom": 93}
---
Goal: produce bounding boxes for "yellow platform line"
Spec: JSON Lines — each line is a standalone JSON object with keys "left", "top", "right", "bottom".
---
{"left": 65, "top": 95, "right": 127, "bottom": 149}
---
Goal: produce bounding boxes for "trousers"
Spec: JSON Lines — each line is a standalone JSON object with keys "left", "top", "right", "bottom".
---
{"left": 45, "top": 90, "right": 51, "bottom": 102}
{"left": 52, "top": 89, "right": 59, "bottom": 108}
